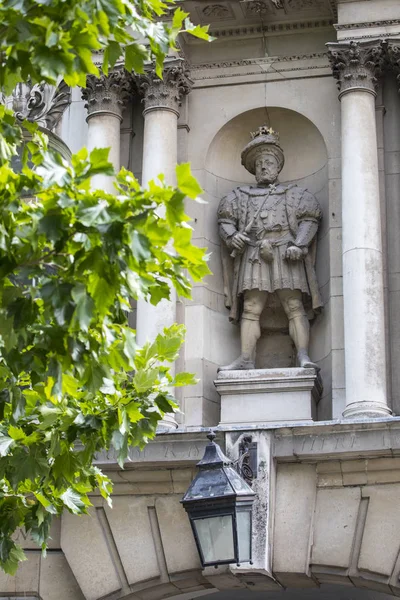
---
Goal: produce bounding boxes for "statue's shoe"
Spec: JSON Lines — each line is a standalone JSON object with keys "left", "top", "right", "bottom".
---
{"left": 297, "top": 351, "right": 321, "bottom": 372}
{"left": 218, "top": 356, "right": 255, "bottom": 372}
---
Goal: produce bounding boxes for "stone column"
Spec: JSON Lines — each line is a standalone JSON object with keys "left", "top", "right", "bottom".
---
{"left": 82, "top": 69, "right": 131, "bottom": 192}
{"left": 327, "top": 40, "right": 391, "bottom": 418}
{"left": 136, "top": 61, "right": 193, "bottom": 346}
{"left": 136, "top": 61, "right": 193, "bottom": 430}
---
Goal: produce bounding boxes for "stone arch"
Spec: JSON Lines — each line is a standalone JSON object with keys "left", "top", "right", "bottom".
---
{"left": 3, "top": 452, "right": 400, "bottom": 600}
{"left": 188, "top": 75, "right": 340, "bottom": 173}
{"left": 204, "top": 106, "right": 328, "bottom": 187}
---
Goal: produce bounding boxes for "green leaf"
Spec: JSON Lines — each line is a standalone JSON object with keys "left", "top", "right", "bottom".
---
{"left": 155, "top": 325, "right": 185, "bottom": 361}
{"left": 176, "top": 163, "right": 203, "bottom": 199}
{"left": 184, "top": 20, "right": 213, "bottom": 41}
{"left": 0, "top": 434, "right": 14, "bottom": 457}
{"left": 133, "top": 368, "right": 158, "bottom": 393}
{"left": 77, "top": 200, "right": 111, "bottom": 227}
{"left": 60, "top": 488, "right": 86, "bottom": 514}
{"left": 53, "top": 452, "right": 78, "bottom": 482}
{"left": 71, "top": 284, "right": 94, "bottom": 332}
{"left": 2, "top": 545, "right": 26, "bottom": 575}
{"left": 125, "top": 43, "right": 147, "bottom": 74}
{"left": 125, "top": 402, "right": 144, "bottom": 423}
{"left": 172, "top": 372, "right": 197, "bottom": 387}
{"left": 172, "top": 7, "right": 189, "bottom": 30}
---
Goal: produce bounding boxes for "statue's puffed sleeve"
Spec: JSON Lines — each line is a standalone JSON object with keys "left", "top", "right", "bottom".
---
{"left": 218, "top": 191, "right": 238, "bottom": 250}
{"left": 294, "top": 189, "right": 322, "bottom": 248}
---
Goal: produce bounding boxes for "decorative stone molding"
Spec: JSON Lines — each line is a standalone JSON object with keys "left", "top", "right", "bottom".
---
{"left": 242, "top": 1, "right": 276, "bottom": 16}
{"left": 5, "top": 81, "right": 71, "bottom": 131}
{"left": 327, "top": 39, "right": 386, "bottom": 97}
{"left": 82, "top": 68, "right": 132, "bottom": 121}
{"left": 209, "top": 18, "right": 334, "bottom": 39}
{"left": 202, "top": 3, "right": 232, "bottom": 18}
{"left": 335, "top": 19, "right": 400, "bottom": 31}
{"left": 387, "top": 39, "right": 400, "bottom": 74}
{"left": 139, "top": 61, "right": 193, "bottom": 117}
{"left": 190, "top": 53, "right": 329, "bottom": 81}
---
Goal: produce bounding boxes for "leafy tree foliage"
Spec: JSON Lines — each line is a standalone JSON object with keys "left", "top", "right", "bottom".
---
{"left": 0, "top": 0, "right": 209, "bottom": 92}
{"left": 0, "top": 0, "right": 211, "bottom": 575}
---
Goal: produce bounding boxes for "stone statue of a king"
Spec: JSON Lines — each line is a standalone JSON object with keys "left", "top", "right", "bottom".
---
{"left": 218, "top": 126, "right": 323, "bottom": 371}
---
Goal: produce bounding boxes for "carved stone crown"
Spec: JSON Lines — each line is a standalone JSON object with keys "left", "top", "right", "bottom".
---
{"left": 250, "top": 125, "right": 280, "bottom": 144}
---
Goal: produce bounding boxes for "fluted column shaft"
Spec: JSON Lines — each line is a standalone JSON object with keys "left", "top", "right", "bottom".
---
{"left": 82, "top": 70, "right": 131, "bottom": 192}
{"left": 328, "top": 40, "right": 391, "bottom": 418}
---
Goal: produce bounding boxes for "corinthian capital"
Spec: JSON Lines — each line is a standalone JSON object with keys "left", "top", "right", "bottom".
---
{"left": 327, "top": 40, "right": 386, "bottom": 98}
{"left": 140, "top": 60, "right": 193, "bottom": 117}
{"left": 387, "top": 39, "right": 400, "bottom": 88}
{"left": 82, "top": 69, "right": 132, "bottom": 121}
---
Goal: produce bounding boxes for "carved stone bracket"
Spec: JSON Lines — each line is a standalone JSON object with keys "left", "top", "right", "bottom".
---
{"left": 327, "top": 39, "right": 386, "bottom": 98}
{"left": 82, "top": 69, "right": 132, "bottom": 121}
{"left": 5, "top": 80, "right": 71, "bottom": 131}
{"left": 139, "top": 60, "right": 193, "bottom": 117}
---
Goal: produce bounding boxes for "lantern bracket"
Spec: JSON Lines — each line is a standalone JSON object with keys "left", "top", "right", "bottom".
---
{"left": 235, "top": 436, "right": 257, "bottom": 486}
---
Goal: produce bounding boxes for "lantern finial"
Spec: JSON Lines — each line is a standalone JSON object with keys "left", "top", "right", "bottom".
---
{"left": 207, "top": 429, "right": 216, "bottom": 443}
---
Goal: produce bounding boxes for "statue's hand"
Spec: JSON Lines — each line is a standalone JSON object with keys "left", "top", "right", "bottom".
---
{"left": 231, "top": 232, "right": 251, "bottom": 253}
{"left": 285, "top": 245, "right": 305, "bottom": 261}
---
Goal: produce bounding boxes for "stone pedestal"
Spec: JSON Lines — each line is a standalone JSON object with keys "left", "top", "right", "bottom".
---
{"left": 215, "top": 368, "right": 322, "bottom": 426}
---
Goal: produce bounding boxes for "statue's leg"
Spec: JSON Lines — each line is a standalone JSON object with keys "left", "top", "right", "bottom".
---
{"left": 218, "top": 289, "right": 267, "bottom": 371}
{"left": 277, "top": 289, "right": 320, "bottom": 371}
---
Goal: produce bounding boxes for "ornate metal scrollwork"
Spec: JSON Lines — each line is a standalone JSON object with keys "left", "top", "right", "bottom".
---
{"left": 235, "top": 436, "right": 257, "bottom": 486}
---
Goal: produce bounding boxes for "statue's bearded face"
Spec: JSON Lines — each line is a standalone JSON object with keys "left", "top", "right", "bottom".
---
{"left": 255, "top": 153, "right": 279, "bottom": 185}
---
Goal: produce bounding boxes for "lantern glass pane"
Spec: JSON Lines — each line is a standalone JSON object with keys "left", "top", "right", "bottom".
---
{"left": 237, "top": 510, "right": 251, "bottom": 563}
{"left": 193, "top": 515, "right": 235, "bottom": 563}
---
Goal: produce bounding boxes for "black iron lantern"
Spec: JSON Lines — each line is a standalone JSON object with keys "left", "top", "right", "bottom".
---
{"left": 181, "top": 431, "right": 256, "bottom": 568}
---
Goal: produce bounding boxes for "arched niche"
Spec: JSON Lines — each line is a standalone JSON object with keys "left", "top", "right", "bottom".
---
{"left": 205, "top": 106, "right": 328, "bottom": 186}
{"left": 202, "top": 107, "right": 330, "bottom": 378}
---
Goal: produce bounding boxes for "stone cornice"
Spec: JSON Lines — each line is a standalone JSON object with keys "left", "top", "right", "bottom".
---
{"left": 335, "top": 19, "right": 400, "bottom": 31}
{"left": 82, "top": 68, "right": 132, "bottom": 121}
{"left": 191, "top": 52, "right": 327, "bottom": 71}
{"left": 207, "top": 18, "right": 334, "bottom": 40}
{"left": 327, "top": 39, "right": 386, "bottom": 98}
{"left": 190, "top": 53, "right": 330, "bottom": 82}
{"left": 139, "top": 60, "right": 193, "bottom": 116}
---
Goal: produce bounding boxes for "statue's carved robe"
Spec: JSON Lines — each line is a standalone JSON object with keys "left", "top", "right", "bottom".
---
{"left": 218, "top": 183, "right": 323, "bottom": 323}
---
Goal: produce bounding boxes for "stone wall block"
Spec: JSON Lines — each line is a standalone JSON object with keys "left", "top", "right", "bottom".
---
{"left": 0, "top": 551, "right": 40, "bottom": 595}
{"left": 14, "top": 517, "right": 61, "bottom": 550}
{"left": 358, "top": 485, "right": 400, "bottom": 577}
{"left": 155, "top": 495, "right": 202, "bottom": 574}
{"left": 272, "top": 463, "right": 317, "bottom": 584}
{"left": 134, "top": 582, "right": 181, "bottom": 600}
{"left": 61, "top": 507, "right": 121, "bottom": 600}
{"left": 203, "top": 565, "right": 246, "bottom": 590}
{"left": 104, "top": 496, "right": 160, "bottom": 586}
{"left": 40, "top": 552, "right": 85, "bottom": 600}
{"left": 311, "top": 487, "right": 361, "bottom": 568}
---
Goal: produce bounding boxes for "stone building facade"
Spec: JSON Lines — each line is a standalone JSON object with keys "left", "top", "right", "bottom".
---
{"left": 4, "top": 0, "right": 400, "bottom": 599}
